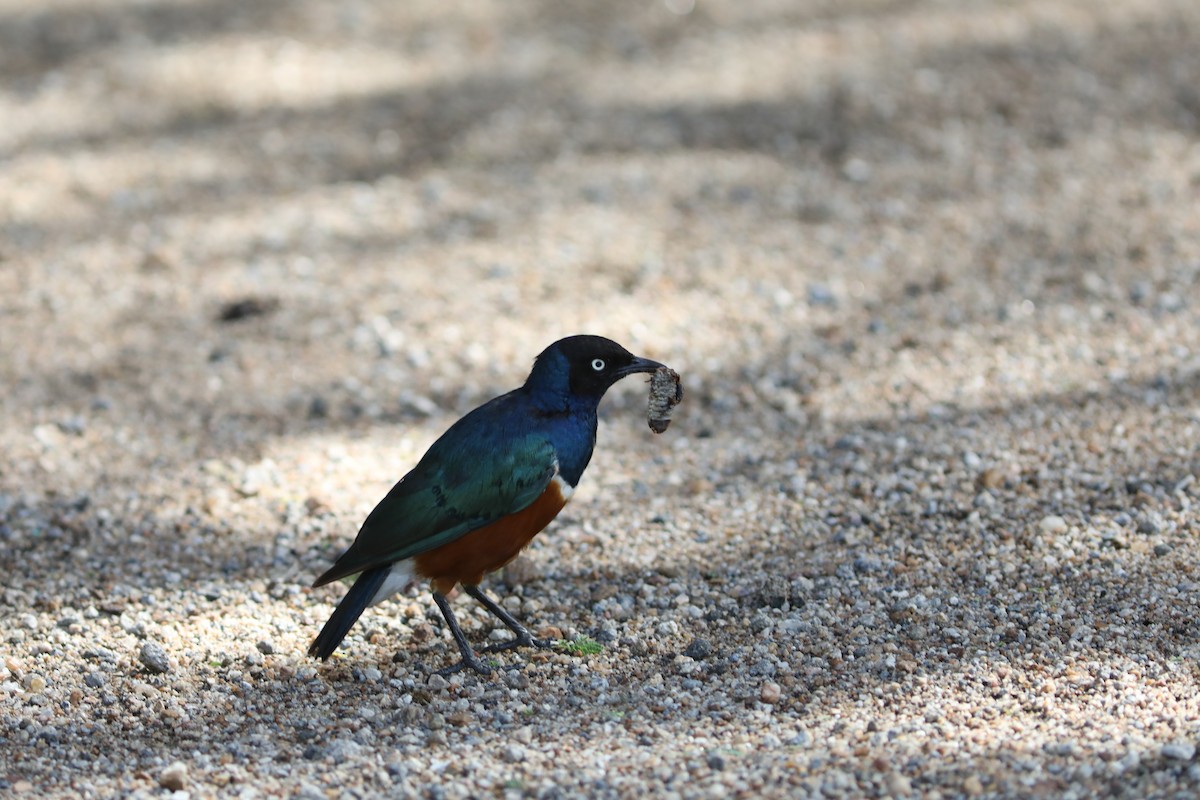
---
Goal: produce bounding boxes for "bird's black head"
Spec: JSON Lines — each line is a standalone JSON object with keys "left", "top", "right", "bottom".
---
{"left": 526, "top": 335, "right": 664, "bottom": 403}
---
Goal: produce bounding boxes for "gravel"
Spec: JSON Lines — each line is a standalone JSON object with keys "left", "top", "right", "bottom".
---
{"left": 3, "top": 0, "right": 1200, "bottom": 798}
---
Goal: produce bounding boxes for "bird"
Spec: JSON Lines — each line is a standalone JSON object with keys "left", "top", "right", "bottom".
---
{"left": 307, "top": 335, "right": 669, "bottom": 675}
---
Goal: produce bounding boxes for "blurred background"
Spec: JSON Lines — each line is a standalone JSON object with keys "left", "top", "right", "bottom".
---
{"left": 2, "top": 0, "right": 1200, "bottom": 795}
{"left": 2, "top": 0, "right": 1197, "bottom": 506}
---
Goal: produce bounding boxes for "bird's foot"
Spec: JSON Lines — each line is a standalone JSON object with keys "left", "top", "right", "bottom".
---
{"left": 433, "top": 654, "right": 528, "bottom": 677}
{"left": 434, "top": 652, "right": 494, "bottom": 677}
{"left": 480, "top": 633, "right": 555, "bottom": 654}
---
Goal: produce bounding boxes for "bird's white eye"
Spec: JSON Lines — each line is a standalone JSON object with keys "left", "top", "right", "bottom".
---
{"left": 591, "top": 358, "right": 606, "bottom": 371}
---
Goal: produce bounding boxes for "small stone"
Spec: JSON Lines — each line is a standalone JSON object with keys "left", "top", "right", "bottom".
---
{"left": 427, "top": 673, "right": 450, "bottom": 691}
{"left": 23, "top": 674, "right": 46, "bottom": 693}
{"left": 325, "top": 737, "right": 362, "bottom": 761}
{"left": 502, "top": 744, "right": 526, "bottom": 763}
{"left": 218, "top": 296, "right": 278, "bottom": 323}
{"left": 707, "top": 752, "right": 726, "bottom": 771}
{"left": 536, "top": 625, "right": 564, "bottom": 640}
{"left": 978, "top": 468, "right": 1006, "bottom": 489}
{"left": 255, "top": 640, "right": 274, "bottom": 655}
{"left": 675, "top": 656, "right": 699, "bottom": 675}
{"left": 503, "top": 670, "right": 529, "bottom": 689}
{"left": 85, "top": 672, "right": 106, "bottom": 688}
{"left": 760, "top": 681, "right": 782, "bottom": 704}
{"left": 755, "top": 575, "right": 790, "bottom": 609}
{"left": 1039, "top": 515, "right": 1068, "bottom": 534}
{"left": 56, "top": 417, "right": 86, "bottom": 436}
{"left": 1163, "top": 742, "right": 1196, "bottom": 761}
{"left": 886, "top": 772, "right": 912, "bottom": 796}
{"left": 502, "top": 555, "right": 540, "bottom": 586}
{"left": 962, "top": 774, "right": 983, "bottom": 795}
{"left": 140, "top": 642, "right": 171, "bottom": 674}
{"left": 1138, "top": 516, "right": 1162, "bottom": 535}
{"left": 159, "top": 761, "right": 188, "bottom": 791}
{"left": 683, "top": 638, "right": 712, "bottom": 660}
{"left": 842, "top": 159, "right": 871, "bottom": 183}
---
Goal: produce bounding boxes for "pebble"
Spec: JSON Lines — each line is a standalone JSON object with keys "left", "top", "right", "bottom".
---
{"left": 325, "top": 738, "right": 362, "bottom": 761}
{"left": 139, "top": 642, "right": 171, "bottom": 674}
{"left": 1163, "top": 743, "right": 1196, "bottom": 761}
{"left": 1039, "top": 515, "right": 1068, "bottom": 533}
{"left": 760, "top": 682, "right": 781, "bottom": 704}
{"left": 503, "top": 670, "right": 530, "bottom": 689}
{"left": 886, "top": 772, "right": 912, "bottom": 796}
{"left": 158, "top": 762, "right": 188, "bottom": 791}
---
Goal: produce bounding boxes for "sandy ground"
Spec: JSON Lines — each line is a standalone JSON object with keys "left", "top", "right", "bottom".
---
{"left": 3, "top": 0, "right": 1200, "bottom": 797}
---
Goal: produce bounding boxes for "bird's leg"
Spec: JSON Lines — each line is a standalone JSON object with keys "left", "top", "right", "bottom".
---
{"left": 465, "top": 585, "right": 555, "bottom": 653}
{"left": 431, "top": 592, "right": 492, "bottom": 676}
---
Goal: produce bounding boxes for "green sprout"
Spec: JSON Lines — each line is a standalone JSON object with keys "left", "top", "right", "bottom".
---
{"left": 557, "top": 635, "right": 604, "bottom": 656}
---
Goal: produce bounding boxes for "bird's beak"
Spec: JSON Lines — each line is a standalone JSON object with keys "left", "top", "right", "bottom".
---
{"left": 617, "top": 356, "right": 666, "bottom": 378}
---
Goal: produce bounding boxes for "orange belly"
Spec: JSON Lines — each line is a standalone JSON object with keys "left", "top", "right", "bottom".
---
{"left": 413, "top": 478, "right": 570, "bottom": 594}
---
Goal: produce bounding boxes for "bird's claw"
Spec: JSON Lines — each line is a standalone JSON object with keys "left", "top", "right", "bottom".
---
{"left": 480, "top": 635, "right": 554, "bottom": 654}
{"left": 434, "top": 655, "right": 493, "bottom": 677}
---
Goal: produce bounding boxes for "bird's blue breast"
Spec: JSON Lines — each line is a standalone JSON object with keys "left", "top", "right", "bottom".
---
{"left": 535, "top": 408, "right": 597, "bottom": 486}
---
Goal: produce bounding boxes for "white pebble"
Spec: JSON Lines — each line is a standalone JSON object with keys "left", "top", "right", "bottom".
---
{"left": 1039, "top": 515, "right": 1068, "bottom": 533}
{"left": 1164, "top": 742, "right": 1196, "bottom": 760}
{"left": 158, "top": 761, "right": 188, "bottom": 791}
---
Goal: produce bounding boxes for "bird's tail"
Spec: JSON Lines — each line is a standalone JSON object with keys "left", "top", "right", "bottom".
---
{"left": 308, "top": 566, "right": 390, "bottom": 660}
